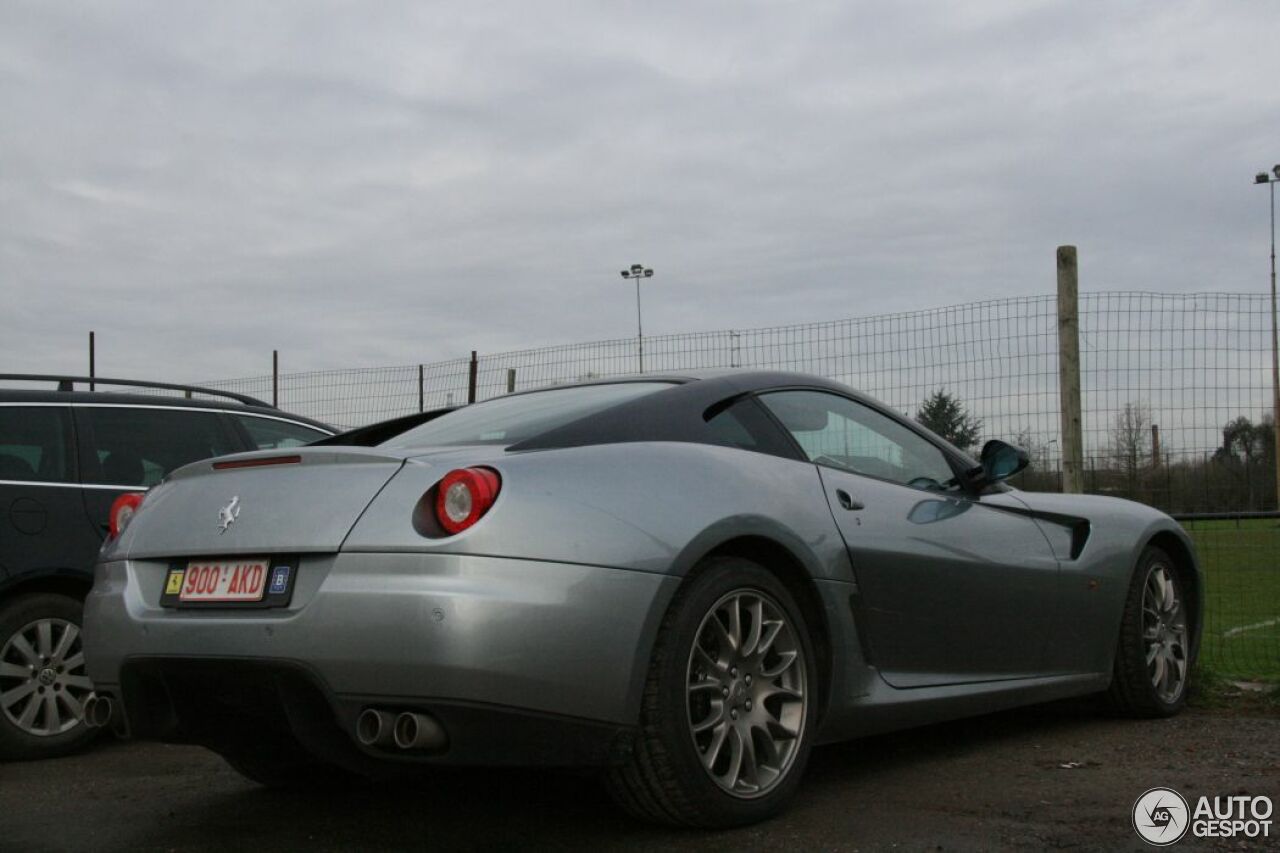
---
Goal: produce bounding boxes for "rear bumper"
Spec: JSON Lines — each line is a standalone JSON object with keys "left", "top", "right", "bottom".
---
{"left": 83, "top": 552, "right": 678, "bottom": 768}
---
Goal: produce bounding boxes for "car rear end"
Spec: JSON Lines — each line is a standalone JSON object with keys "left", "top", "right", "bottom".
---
{"left": 83, "top": 441, "right": 677, "bottom": 774}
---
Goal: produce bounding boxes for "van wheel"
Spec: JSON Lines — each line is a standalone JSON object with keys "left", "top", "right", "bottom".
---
{"left": 0, "top": 592, "right": 99, "bottom": 760}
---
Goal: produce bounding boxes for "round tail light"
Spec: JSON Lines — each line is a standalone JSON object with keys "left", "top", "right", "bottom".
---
{"left": 435, "top": 468, "right": 501, "bottom": 534}
{"left": 108, "top": 492, "right": 146, "bottom": 539}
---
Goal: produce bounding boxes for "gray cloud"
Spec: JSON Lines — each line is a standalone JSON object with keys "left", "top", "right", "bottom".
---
{"left": 2, "top": 0, "right": 1277, "bottom": 383}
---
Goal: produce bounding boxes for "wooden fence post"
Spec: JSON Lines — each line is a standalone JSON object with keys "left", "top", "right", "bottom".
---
{"left": 1058, "top": 246, "right": 1085, "bottom": 494}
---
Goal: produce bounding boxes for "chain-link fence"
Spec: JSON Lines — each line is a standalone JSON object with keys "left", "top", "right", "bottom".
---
{"left": 199, "top": 290, "right": 1276, "bottom": 679}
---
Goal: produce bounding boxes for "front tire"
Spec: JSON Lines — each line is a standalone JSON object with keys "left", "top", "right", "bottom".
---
{"left": 1107, "top": 546, "right": 1190, "bottom": 717}
{"left": 606, "top": 557, "right": 818, "bottom": 827}
{"left": 0, "top": 592, "right": 99, "bottom": 760}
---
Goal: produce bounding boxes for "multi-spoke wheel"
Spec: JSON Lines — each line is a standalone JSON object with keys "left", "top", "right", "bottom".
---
{"left": 686, "top": 589, "right": 807, "bottom": 798}
{"left": 607, "top": 557, "right": 818, "bottom": 827}
{"left": 1108, "top": 546, "right": 1193, "bottom": 717}
{"left": 1142, "top": 564, "right": 1188, "bottom": 704}
{"left": 0, "top": 593, "right": 99, "bottom": 760}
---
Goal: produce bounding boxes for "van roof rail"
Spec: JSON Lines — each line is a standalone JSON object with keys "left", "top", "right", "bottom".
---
{"left": 0, "top": 374, "right": 271, "bottom": 408}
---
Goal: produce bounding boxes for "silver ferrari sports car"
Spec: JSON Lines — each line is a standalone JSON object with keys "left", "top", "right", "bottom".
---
{"left": 83, "top": 371, "right": 1200, "bottom": 827}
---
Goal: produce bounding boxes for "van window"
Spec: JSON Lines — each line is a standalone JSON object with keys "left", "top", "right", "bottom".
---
{"left": 79, "top": 407, "right": 239, "bottom": 487}
{"left": 0, "top": 407, "right": 73, "bottom": 483}
{"left": 234, "top": 415, "right": 328, "bottom": 450}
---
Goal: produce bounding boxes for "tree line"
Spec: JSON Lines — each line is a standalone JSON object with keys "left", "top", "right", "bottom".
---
{"left": 915, "top": 389, "right": 1275, "bottom": 514}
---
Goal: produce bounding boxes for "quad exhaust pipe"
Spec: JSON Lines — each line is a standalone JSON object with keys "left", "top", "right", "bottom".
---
{"left": 356, "top": 707, "right": 447, "bottom": 753}
{"left": 355, "top": 708, "right": 396, "bottom": 748}
{"left": 393, "top": 711, "right": 446, "bottom": 751}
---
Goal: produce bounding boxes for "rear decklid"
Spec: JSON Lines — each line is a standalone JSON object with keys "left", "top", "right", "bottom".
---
{"left": 110, "top": 447, "right": 414, "bottom": 559}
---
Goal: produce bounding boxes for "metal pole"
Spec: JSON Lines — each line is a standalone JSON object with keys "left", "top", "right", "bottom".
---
{"left": 272, "top": 350, "right": 279, "bottom": 407}
{"left": 1270, "top": 180, "right": 1279, "bottom": 512}
{"left": 467, "top": 351, "right": 478, "bottom": 404}
{"left": 636, "top": 277, "right": 643, "bottom": 373}
{"left": 89, "top": 331, "right": 95, "bottom": 392}
{"left": 1057, "top": 246, "right": 1085, "bottom": 493}
{"left": 506, "top": 368, "right": 516, "bottom": 394}
{"left": 418, "top": 364, "right": 424, "bottom": 413}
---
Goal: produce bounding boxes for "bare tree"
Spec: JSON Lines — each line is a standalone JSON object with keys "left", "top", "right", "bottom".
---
{"left": 1110, "top": 402, "right": 1151, "bottom": 495}
{"left": 1010, "top": 427, "right": 1056, "bottom": 491}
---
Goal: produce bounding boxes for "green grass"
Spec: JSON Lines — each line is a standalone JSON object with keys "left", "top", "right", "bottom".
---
{"left": 1188, "top": 666, "right": 1279, "bottom": 712}
{"left": 1179, "top": 518, "right": 1280, "bottom": 681}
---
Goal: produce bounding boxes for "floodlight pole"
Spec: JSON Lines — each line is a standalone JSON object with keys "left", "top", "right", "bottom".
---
{"left": 1256, "top": 167, "right": 1280, "bottom": 511}
{"left": 619, "top": 263, "right": 655, "bottom": 372}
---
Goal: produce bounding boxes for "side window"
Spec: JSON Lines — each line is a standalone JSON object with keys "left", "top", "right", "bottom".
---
{"left": 79, "top": 407, "right": 239, "bottom": 487}
{"left": 705, "top": 400, "right": 763, "bottom": 451}
{"left": 0, "top": 407, "right": 73, "bottom": 483}
{"left": 758, "top": 391, "right": 956, "bottom": 489}
{"left": 235, "top": 415, "right": 328, "bottom": 450}
{"left": 703, "top": 397, "right": 801, "bottom": 458}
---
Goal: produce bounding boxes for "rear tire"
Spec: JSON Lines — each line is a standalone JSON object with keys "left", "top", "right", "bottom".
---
{"left": 606, "top": 557, "right": 818, "bottom": 827}
{"left": 0, "top": 592, "right": 99, "bottom": 761}
{"left": 1107, "top": 546, "right": 1190, "bottom": 717}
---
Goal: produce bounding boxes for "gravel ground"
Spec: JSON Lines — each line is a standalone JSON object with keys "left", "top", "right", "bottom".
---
{"left": 1, "top": 702, "right": 1276, "bottom": 852}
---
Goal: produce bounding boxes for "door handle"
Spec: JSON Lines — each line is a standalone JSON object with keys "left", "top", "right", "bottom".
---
{"left": 836, "top": 489, "right": 864, "bottom": 511}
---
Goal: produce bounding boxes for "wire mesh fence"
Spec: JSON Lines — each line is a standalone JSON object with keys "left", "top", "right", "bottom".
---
{"left": 198, "top": 290, "right": 1277, "bottom": 679}
{"left": 1178, "top": 514, "right": 1280, "bottom": 680}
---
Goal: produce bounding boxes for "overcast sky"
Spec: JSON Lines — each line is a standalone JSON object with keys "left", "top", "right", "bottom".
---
{"left": 2, "top": 1, "right": 1277, "bottom": 384}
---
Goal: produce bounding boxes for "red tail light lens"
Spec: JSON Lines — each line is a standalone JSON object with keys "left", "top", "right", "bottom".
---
{"left": 435, "top": 467, "right": 501, "bottom": 534}
{"left": 108, "top": 492, "right": 146, "bottom": 539}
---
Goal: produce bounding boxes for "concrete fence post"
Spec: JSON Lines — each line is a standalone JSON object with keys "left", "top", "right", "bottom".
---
{"left": 1057, "top": 246, "right": 1085, "bottom": 494}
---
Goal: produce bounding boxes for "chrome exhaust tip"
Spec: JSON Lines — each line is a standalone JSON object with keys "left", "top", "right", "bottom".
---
{"left": 355, "top": 708, "right": 395, "bottom": 748}
{"left": 392, "top": 711, "right": 447, "bottom": 752}
{"left": 83, "top": 695, "right": 113, "bottom": 728}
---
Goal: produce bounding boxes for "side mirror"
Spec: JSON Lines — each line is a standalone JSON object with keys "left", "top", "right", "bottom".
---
{"left": 978, "top": 439, "right": 1030, "bottom": 484}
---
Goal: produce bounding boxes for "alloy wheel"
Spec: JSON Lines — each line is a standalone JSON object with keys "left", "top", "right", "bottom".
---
{"left": 1142, "top": 564, "right": 1188, "bottom": 704}
{"left": 685, "top": 589, "right": 807, "bottom": 799}
{"left": 0, "top": 618, "right": 93, "bottom": 736}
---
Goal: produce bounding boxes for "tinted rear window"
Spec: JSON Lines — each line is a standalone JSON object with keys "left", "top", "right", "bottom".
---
{"left": 0, "top": 406, "right": 72, "bottom": 483}
{"left": 384, "top": 382, "right": 673, "bottom": 448}
{"left": 235, "top": 415, "right": 329, "bottom": 449}
{"left": 79, "top": 407, "right": 239, "bottom": 487}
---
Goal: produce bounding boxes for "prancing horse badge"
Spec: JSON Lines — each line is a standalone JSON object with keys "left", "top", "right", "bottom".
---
{"left": 218, "top": 496, "right": 241, "bottom": 534}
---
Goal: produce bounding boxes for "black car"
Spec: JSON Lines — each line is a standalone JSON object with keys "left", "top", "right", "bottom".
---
{"left": 0, "top": 374, "right": 333, "bottom": 760}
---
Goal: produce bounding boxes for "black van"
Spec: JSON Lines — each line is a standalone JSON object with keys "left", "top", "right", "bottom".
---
{"left": 0, "top": 375, "right": 332, "bottom": 760}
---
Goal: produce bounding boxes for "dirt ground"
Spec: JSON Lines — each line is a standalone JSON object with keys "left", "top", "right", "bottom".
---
{"left": 1, "top": 701, "right": 1276, "bottom": 852}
